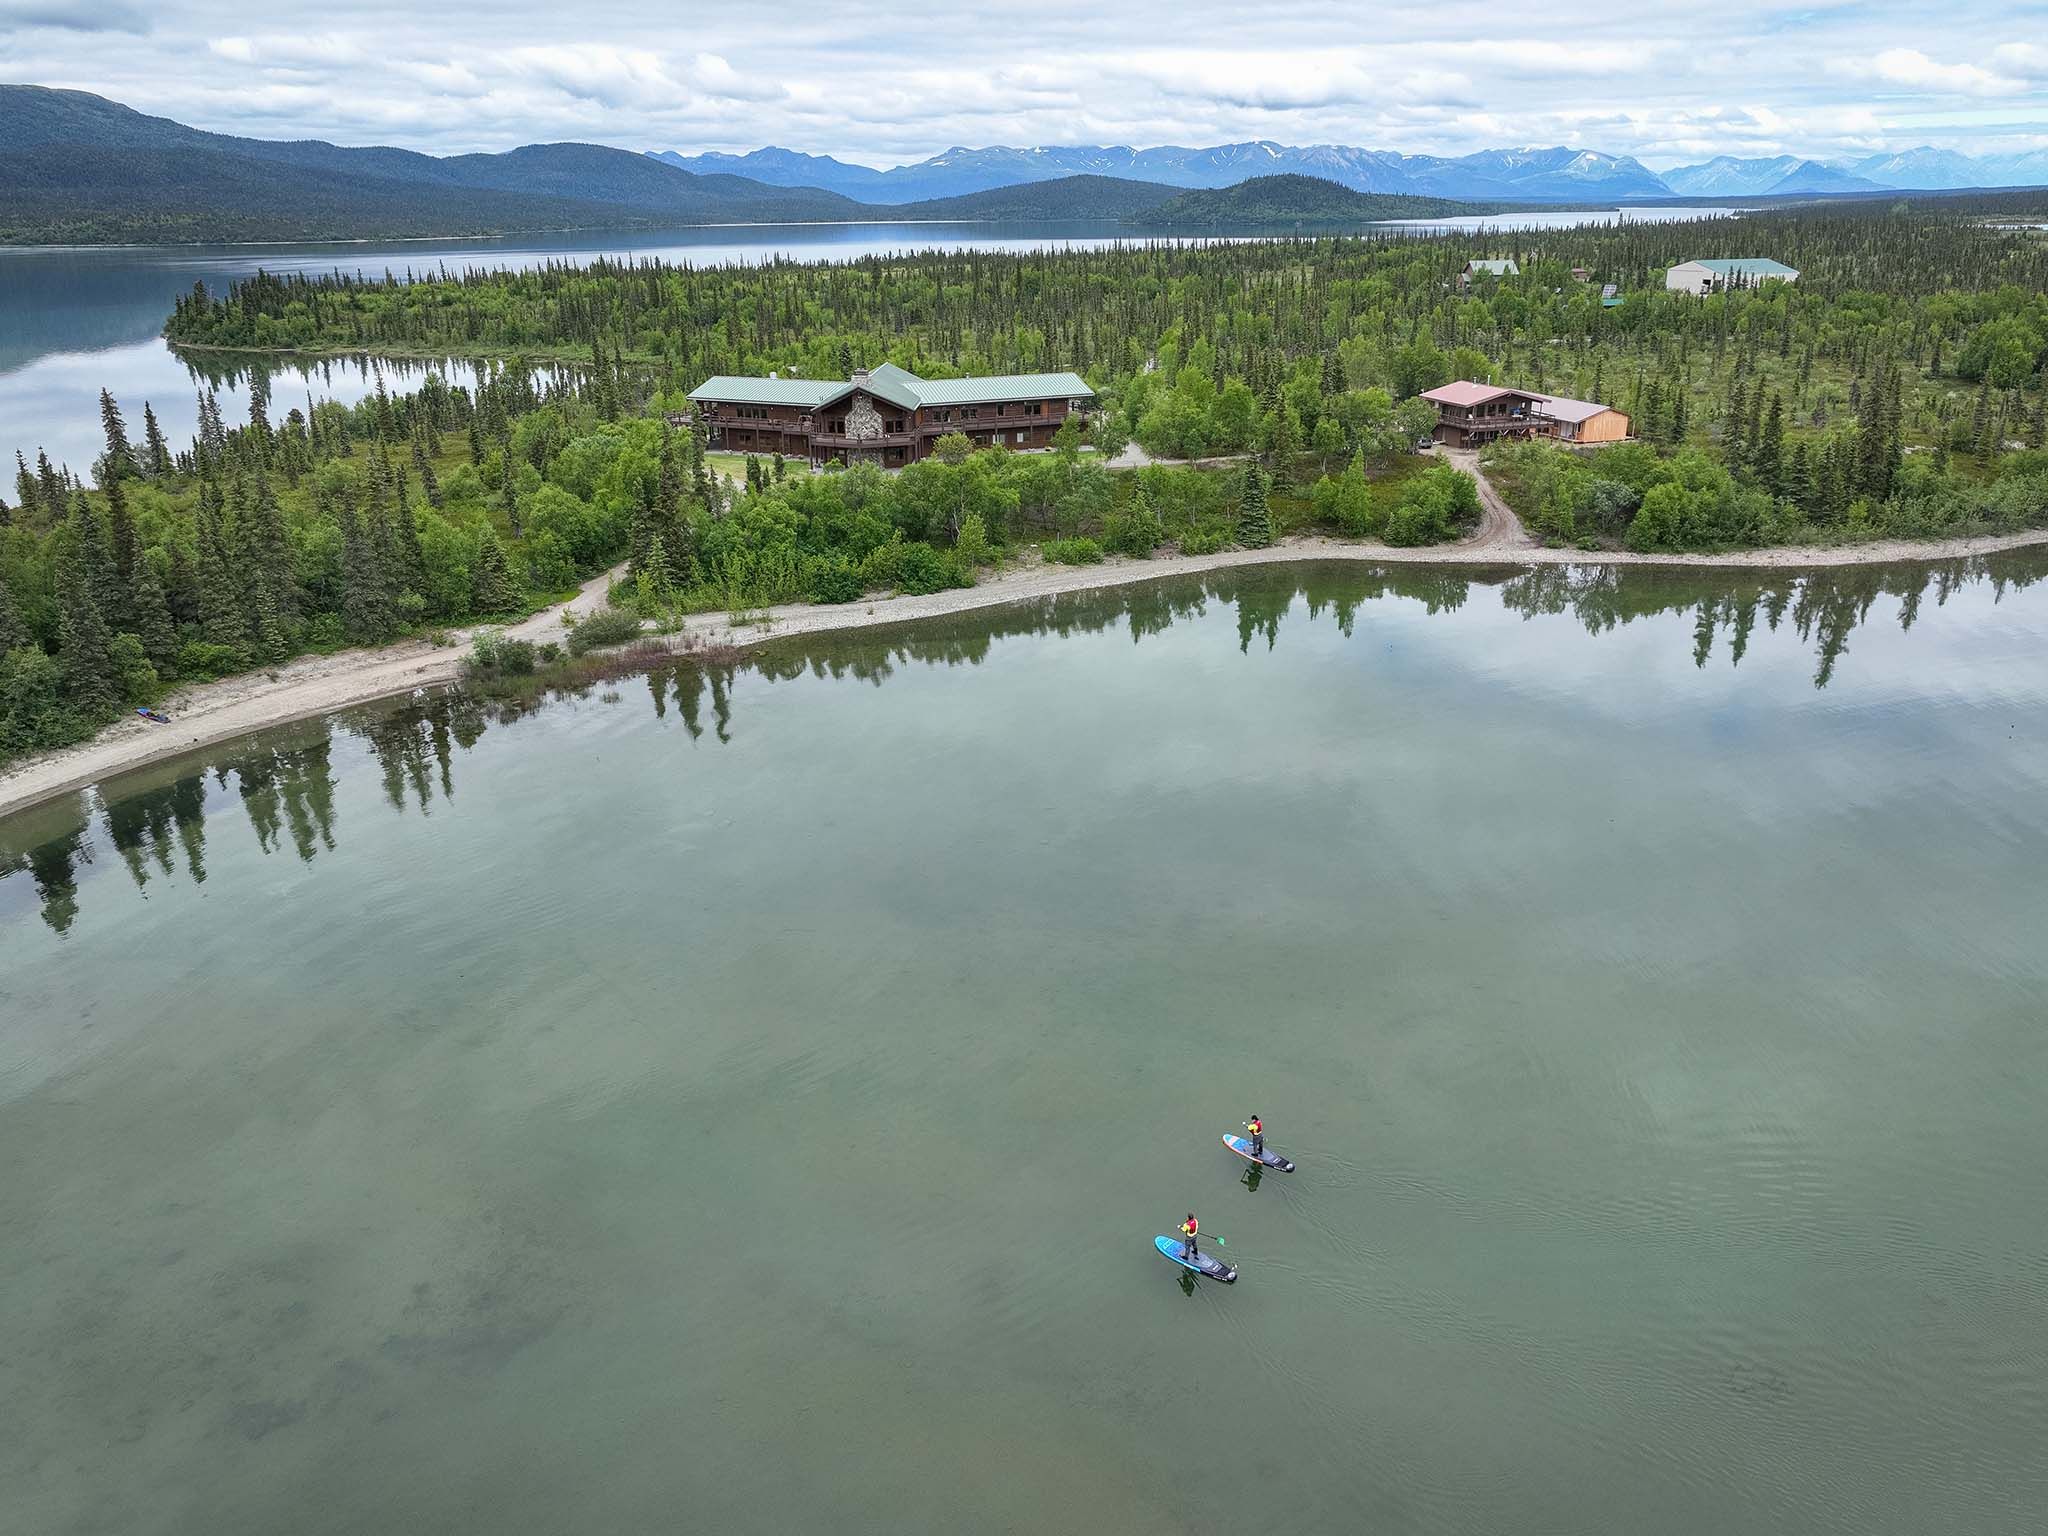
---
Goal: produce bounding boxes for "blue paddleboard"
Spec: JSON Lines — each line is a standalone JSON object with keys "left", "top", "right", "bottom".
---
{"left": 1224, "top": 1134, "right": 1295, "bottom": 1172}
{"left": 1155, "top": 1234, "right": 1237, "bottom": 1282}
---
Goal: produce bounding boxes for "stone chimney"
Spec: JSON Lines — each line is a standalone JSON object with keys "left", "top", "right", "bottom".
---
{"left": 851, "top": 367, "right": 871, "bottom": 386}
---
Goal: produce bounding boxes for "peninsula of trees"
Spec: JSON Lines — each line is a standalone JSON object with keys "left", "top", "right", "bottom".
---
{"left": 4, "top": 201, "right": 2046, "bottom": 768}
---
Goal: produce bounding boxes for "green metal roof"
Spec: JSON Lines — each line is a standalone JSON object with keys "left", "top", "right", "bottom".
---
{"left": 691, "top": 366, "right": 1094, "bottom": 411}
{"left": 1691, "top": 258, "right": 1798, "bottom": 276}
{"left": 687, "top": 376, "right": 838, "bottom": 406}
{"left": 910, "top": 371, "right": 1093, "bottom": 406}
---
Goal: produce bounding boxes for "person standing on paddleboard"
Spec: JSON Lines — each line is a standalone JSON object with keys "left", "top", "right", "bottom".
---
{"left": 1245, "top": 1116, "right": 1264, "bottom": 1157}
{"left": 1180, "top": 1213, "right": 1200, "bottom": 1259}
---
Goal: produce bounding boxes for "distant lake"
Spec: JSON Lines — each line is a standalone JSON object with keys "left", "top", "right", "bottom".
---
{"left": 2, "top": 208, "right": 1743, "bottom": 483}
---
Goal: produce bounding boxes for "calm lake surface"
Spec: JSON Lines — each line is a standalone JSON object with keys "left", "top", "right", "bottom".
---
{"left": 4, "top": 557, "right": 2045, "bottom": 1534}
{"left": 2, "top": 207, "right": 1741, "bottom": 484}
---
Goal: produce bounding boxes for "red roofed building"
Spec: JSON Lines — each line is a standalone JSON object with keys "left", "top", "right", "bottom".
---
{"left": 1419, "top": 382, "right": 1549, "bottom": 447}
{"left": 1420, "top": 382, "right": 1630, "bottom": 447}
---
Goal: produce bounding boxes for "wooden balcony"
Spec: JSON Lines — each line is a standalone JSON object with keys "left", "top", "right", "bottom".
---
{"left": 810, "top": 431, "right": 915, "bottom": 449}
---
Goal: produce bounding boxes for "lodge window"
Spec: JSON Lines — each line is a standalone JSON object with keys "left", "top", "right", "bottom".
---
{"left": 961, "top": 407, "right": 980, "bottom": 420}
{"left": 736, "top": 406, "right": 773, "bottom": 420}
{"left": 933, "top": 409, "right": 951, "bottom": 423}
{"left": 994, "top": 403, "right": 1008, "bottom": 417}
{"left": 887, "top": 418, "right": 905, "bottom": 433}
{"left": 1023, "top": 401, "right": 1042, "bottom": 416}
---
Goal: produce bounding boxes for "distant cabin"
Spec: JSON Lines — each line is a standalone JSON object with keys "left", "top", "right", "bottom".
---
{"left": 1421, "top": 381, "right": 1630, "bottom": 447}
{"left": 1600, "top": 283, "right": 1623, "bottom": 308}
{"left": 1461, "top": 258, "right": 1520, "bottom": 286}
{"left": 1570, "top": 266, "right": 1593, "bottom": 283}
{"left": 1664, "top": 258, "right": 1800, "bottom": 295}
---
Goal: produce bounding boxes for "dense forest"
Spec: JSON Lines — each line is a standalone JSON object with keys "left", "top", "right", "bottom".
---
{"left": 164, "top": 202, "right": 2048, "bottom": 496}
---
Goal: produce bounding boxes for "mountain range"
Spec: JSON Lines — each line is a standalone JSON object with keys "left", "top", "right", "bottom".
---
{"left": 5, "top": 83, "right": 2046, "bottom": 247}
{"left": 657, "top": 140, "right": 2048, "bottom": 203}
{"left": 652, "top": 142, "right": 1680, "bottom": 203}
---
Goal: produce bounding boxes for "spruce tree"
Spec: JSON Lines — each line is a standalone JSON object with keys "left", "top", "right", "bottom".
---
{"left": 1755, "top": 394, "right": 1784, "bottom": 494}
{"left": 470, "top": 526, "right": 519, "bottom": 616}
{"left": 57, "top": 506, "right": 119, "bottom": 713}
{"left": 104, "top": 475, "right": 139, "bottom": 625}
{"left": 141, "top": 402, "right": 171, "bottom": 478}
{"left": 245, "top": 471, "right": 297, "bottom": 628}
{"left": 14, "top": 451, "right": 37, "bottom": 520}
{"left": 1235, "top": 466, "right": 1273, "bottom": 549}
{"left": 194, "top": 482, "right": 250, "bottom": 659}
{"left": 130, "top": 557, "right": 180, "bottom": 675}
{"left": 36, "top": 451, "right": 64, "bottom": 513}
{"left": 410, "top": 429, "right": 442, "bottom": 507}
{"left": 334, "top": 482, "right": 394, "bottom": 644}
{"left": 99, "top": 389, "right": 136, "bottom": 481}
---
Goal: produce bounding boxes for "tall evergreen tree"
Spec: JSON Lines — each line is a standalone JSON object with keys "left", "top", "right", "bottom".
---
{"left": 194, "top": 482, "right": 250, "bottom": 659}
{"left": 333, "top": 481, "right": 394, "bottom": 644}
{"left": 56, "top": 504, "right": 119, "bottom": 713}
{"left": 470, "top": 526, "right": 519, "bottom": 615}
{"left": 141, "top": 402, "right": 172, "bottom": 478}
{"left": 99, "top": 389, "right": 136, "bottom": 481}
{"left": 14, "top": 451, "right": 37, "bottom": 520}
{"left": 104, "top": 474, "right": 139, "bottom": 626}
{"left": 1755, "top": 393, "right": 1785, "bottom": 495}
{"left": 36, "top": 450, "right": 65, "bottom": 513}
{"left": 1235, "top": 466, "right": 1273, "bottom": 549}
{"left": 129, "top": 556, "right": 180, "bottom": 675}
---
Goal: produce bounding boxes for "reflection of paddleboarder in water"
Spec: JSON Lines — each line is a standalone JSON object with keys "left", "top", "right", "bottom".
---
{"left": 1180, "top": 1213, "right": 1200, "bottom": 1259}
{"left": 1245, "top": 1115, "right": 1264, "bottom": 1157}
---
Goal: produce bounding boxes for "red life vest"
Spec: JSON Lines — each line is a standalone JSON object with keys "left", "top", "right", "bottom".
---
{"left": 1183, "top": 1217, "right": 1198, "bottom": 1236}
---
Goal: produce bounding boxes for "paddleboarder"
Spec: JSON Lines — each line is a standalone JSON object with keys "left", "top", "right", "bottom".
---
{"left": 1245, "top": 1115, "right": 1264, "bottom": 1157}
{"left": 1180, "top": 1212, "right": 1200, "bottom": 1259}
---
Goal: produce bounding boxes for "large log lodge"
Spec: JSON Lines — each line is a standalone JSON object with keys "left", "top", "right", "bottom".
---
{"left": 685, "top": 363, "right": 1095, "bottom": 468}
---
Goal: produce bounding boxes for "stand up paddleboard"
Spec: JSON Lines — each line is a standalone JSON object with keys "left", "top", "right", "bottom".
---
{"left": 1154, "top": 1235, "right": 1237, "bottom": 1282}
{"left": 1224, "top": 1134, "right": 1295, "bottom": 1173}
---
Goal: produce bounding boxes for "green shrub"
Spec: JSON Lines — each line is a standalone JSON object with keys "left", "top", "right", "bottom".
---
{"left": 467, "top": 632, "right": 537, "bottom": 679}
{"left": 176, "top": 640, "right": 245, "bottom": 680}
{"left": 954, "top": 511, "right": 997, "bottom": 569}
{"left": 1176, "top": 525, "right": 1230, "bottom": 556}
{"left": 1042, "top": 536, "right": 1104, "bottom": 565}
{"left": 566, "top": 606, "right": 643, "bottom": 655}
{"left": 808, "top": 556, "right": 865, "bottom": 604}
{"left": 893, "top": 541, "right": 974, "bottom": 595}
{"left": 1101, "top": 506, "right": 1162, "bottom": 557}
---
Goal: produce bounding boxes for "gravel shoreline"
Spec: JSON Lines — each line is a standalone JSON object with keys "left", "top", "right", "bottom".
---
{"left": 5, "top": 523, "right": 2045, "bottom": 821}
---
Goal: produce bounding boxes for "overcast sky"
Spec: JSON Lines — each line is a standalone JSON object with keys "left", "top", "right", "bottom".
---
{"left": 6, "top": 1, "right": 2046, "bottom": 167}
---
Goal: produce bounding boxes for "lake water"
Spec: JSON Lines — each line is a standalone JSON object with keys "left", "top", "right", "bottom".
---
{"left": 1, "top": 207, "right": 1742, "bottom": 486}
{"left": 5, "top": 557, "right": 2045, "bottom": 1534}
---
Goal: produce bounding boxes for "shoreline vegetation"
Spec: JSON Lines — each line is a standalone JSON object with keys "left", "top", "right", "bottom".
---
{"left": 6, "top": 523, "right": 2045, "bottom": 822}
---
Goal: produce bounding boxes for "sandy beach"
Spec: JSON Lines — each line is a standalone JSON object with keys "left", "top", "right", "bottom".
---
{"left": 5, "top": 514, "right": 2046, "bottom": 821}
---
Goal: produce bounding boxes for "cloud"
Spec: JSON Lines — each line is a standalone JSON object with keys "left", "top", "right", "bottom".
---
{"left": 0, "top": 0, "right": 147, "bottom": 33}
{"left": 12, "top": 0, "right": 2046, "bottom": 167}
{"left": 1847, "top": 47, "right": 2026, "bottom": 97}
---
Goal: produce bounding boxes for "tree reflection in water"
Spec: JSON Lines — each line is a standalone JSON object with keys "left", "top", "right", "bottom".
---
{"left": 4, "top": 552, "right": 2040, "bottom": 935}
